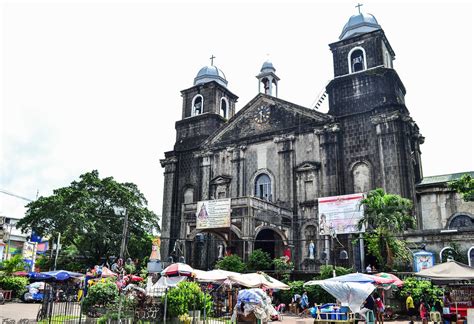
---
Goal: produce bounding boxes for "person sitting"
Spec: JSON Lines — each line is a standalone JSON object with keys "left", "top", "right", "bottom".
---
{"left": 360, "top": 294, "right": 375, "bottom": 320}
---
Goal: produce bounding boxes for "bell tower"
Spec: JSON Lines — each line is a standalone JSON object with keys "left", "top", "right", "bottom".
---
{"left": 256, "top": 59, "right": 280, "bottom": 97}
{"left": 176, "top": 57, "right": 238, "bottom": 151}
{"left": 324, "top": 7, "right": 423, "bottom": 200}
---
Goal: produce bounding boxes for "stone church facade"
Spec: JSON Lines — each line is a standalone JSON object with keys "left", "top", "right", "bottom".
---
{"left": 160, "top": 11, "right": 433, "bottom": 272}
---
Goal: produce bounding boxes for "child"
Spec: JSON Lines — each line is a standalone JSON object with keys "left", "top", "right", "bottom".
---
{"left": 374, "top": 293, "right": 385, "bottom": 324}
{"left": 419, "top": 298, "right": 428, "bottom": 324}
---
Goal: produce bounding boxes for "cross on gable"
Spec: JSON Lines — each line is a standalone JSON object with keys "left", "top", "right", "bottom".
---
{"left": 210, "top": 55, "right": 216, "bottom": 66}
{"left": 356, "top": 3, "right": 363, "bottom": 14}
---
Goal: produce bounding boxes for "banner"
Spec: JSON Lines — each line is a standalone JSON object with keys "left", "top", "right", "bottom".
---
{"left": 413, "top": 251, "right": 435, "bottom": 272}
{"left": 318, "top": 193, "right": 364, "bottom": 235}
{"left": 196, "top": 199, "right": 231, "bottom": 230}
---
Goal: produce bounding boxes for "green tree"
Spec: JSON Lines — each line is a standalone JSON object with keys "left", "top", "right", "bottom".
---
{"left": 448, "top": 174, "right": 474, "bottom": 202}
{"left": 358, "top": 188, "right": 415, "bottom": 270}
{"left": 17, "top": 170, "right": 159, "bottom": 267}
{"left": 215, "top": 254, "right": 246, "bottom": 272}
{"left": 272, "top": 257, "right": 294, "bottom": 282}
{"left": 398, "top": 277, "right": 443, "bottom": 306}
{"left": 0, "top": 255, "right": 27, "bottom": 276}
{"left": 247, "top": 249, "right": 272, "bottom": 271}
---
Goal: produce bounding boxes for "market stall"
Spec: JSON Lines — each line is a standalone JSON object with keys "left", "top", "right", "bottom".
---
{"left": 415, "top": 260, "right": 474, "bottom": 320}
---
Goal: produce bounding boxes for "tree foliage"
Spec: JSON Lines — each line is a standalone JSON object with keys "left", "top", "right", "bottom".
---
{"left": 167, "top": 281, "right": 212, "bottom": 317}
{"left": 272, "top": 257, "right": 294, "bottom": 282}
{"left": 17, "top": 170, "right": 159, "bottom": 267}
{"left": 247, "top": 249, "right": 272, "bottom": 271}
{"left": 82, "top": 280, "right": 119, "bottom": 311}
{"left": 358, "top": 188, "right": 415, "bottom": 270}
{"left": 448, "top": 174, "right": 474, "bottom": 202}
{"left": 215, "top": 254, "right": 246, "bottom": 273}
{"left": 0, "top": 255, "right": 27, "bottom": 276}
{"left": 398, "top": 277, "right": 443, "bottom": 306}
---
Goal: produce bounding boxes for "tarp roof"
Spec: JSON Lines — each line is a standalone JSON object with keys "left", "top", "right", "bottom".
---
{"left": 415, "top": 261, "right": 474, "bottom": 281}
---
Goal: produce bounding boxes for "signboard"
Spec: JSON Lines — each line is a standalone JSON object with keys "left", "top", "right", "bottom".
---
{"left": 196, "top": 199, "right": 231, "bottom": 230}
{"left": 318, "top": 193, "right": 365, "bottom": 235}
{"left": 413, "top": 251, "right": 435, "bottom": 272}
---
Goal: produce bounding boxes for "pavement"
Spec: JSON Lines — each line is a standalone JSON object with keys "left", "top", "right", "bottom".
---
{"left": 0, "top": 302, "right": 41, "bottom": 322}
{"left": 280, "top": 314, "right": 410, "bottom": 323}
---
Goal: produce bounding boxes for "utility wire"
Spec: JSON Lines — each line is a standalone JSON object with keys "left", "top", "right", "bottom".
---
{"left": 0, "top": 189, "right": 34, "bottom": 202}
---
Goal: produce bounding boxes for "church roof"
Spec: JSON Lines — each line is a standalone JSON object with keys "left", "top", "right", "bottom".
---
{"left": 339, "top": 12, "right": 381, "bottom": 40}
{"left": 202, "top": 93, "right": 333, "bottom": 148}
{"left": 417, "top": 171, "right": 474, "bottom": 187}
{"left": 194, "top": 65, "right": 228, "bottom": 87}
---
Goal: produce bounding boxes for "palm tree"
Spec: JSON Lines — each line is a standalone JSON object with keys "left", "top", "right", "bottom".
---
{"left": 358, "top": 188, "right": 415, "bottom": 270}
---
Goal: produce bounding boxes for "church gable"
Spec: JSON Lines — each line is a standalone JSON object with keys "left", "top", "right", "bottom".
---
{"left": 204, "top": 94, "right": 332, "bottom": 148}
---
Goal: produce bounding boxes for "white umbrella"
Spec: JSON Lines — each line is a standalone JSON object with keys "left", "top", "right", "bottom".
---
{"left": 304, "top": 280, "right": 375, "bottom": 313}
{"left": 228, "top": 272, "right": 290, "bottom": 290}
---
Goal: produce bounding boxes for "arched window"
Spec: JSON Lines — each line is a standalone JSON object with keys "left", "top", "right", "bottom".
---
{"left": 220, "top": 97, "right": 228, "bottom": 119}
{"left": 255, "top": 173, "right": 272, "bottom": 201}
{"left": 352, "top": 162, "right": 371, "bottom": 193}
{"left": 304, "top": 225, "right": 317, "bottom": 242}
{"left": 184, "top": 188, "right": 194, "bottom": 204}
{"left": 448, "top": 214, "right": 474, "bottom": 229}
{"left": 348, "top": 47, "right": 366, "bottom": 73}
{"left": 192, "top": 95, "right": 203, "bottom": 116}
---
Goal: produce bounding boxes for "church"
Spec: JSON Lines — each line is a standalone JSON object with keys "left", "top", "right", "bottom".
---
{"left": 160, "top": 9, "right": 473, "bottom": 271}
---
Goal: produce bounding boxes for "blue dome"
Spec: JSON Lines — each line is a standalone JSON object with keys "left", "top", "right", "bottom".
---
{"left": 260, "top": 60, "right": 276, "bottom": 73}
{"left": 339, "top": 13, "right": 381, "bottom": 40}
{"left": 194, "top": 65, "right": 228, "bottom": 87}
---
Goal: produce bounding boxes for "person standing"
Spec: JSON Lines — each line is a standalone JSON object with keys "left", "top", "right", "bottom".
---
{"left": 374, "top": 293, "right": 385, "bottom": 324}
{"left": 406, "top": 292, "right": 416, "bottom": 324}
{"left": 299, "top": 291, "right": 309, "bottom": 317}
{"left": 419, "top": 298, "right": 429, "bottom": 324}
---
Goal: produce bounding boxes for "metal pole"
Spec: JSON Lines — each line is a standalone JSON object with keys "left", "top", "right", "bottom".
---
{"left": 5, "top": 223, "right": 13, "bottom": 260}
{"left": 332, "top": 236, "right": 336, "bottom": 278}
{"left": 119, "top": 209, "right": 128, "bottom": 260}
{"left": 53, "top": 233, "right": 61, "bottom": 271}
{"left": 359, "top": 233, "right": 365, "bottom": 272}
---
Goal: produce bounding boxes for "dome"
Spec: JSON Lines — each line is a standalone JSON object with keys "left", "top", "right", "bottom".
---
{"left": 194, "top": 65, "right": 228, "bottom": 87}
{"left": 260, "top": 60, "right": 276, "bottom": 73}
{"left": 339, "top": 13, "right": 381, "bottom": 40}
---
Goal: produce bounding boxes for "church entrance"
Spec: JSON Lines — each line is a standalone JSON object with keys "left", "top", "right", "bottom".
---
{"left": 254, "top": 228, "right": 284, "bottom": 260}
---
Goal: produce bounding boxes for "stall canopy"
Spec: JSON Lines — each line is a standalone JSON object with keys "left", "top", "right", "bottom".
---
{"left": 373, "top": 272, "right": 403, "bottom": 287}
{"left": 228, "top": 272, "right": 290, "bottom": 290}
{"left": 415, "top": 261, "right": 474, "bottom": 281}
{"left": 304, "top": 280, "right": 376, "bottom": 313}
{"left": 305, "top": 272, "right": 395, "bottom": 285}
{"left": 194, "top": 269, "right": 239, "bottom": 282}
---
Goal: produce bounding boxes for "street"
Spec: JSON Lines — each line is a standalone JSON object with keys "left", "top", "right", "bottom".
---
{"left": 0, "top": 302, "right": 41, "bottom": 322}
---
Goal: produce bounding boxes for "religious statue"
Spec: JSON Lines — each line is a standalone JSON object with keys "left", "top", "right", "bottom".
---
{"left": 150, "top": 236, "right": 161, "bottom": 261}
{"left": 308, "top": 240, "right": 315, "bottom": 260}
{"left": 218, "top": 244, "right": 224, "bottom": 259}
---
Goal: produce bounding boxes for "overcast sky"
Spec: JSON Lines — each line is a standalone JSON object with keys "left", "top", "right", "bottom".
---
{"left": 1, "top": 0, "right": 473, "bottom": 221}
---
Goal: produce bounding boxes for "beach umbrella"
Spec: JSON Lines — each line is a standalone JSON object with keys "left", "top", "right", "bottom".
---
{"left": 309, "top": 272, "right": 395, "bottom": 285}
{"left": 373, "top": 272, "right": 403, "bottom": 287}
{"left": 304, "top": 280, "right": 376, "bottom": 313}
{"left": 161, "top": 262, "right": 194, "bottom": 277}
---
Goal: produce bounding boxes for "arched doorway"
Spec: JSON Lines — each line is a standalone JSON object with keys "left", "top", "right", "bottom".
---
{"left": 254, "top": 228, "right": 285, "bottom": 260}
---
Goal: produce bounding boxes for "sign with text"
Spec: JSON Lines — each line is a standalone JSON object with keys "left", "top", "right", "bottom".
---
{"left": 196, "top": 199, "right": 231, "bottom": 230}
{"left": 318, "top": 193, "right": 364, "bottom": 235}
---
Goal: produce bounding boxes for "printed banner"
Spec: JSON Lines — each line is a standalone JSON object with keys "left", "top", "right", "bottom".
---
{"left": 318, "top": 193, "right": 365, "bottom": 235}
{"left": 413, "top": 251, "right": 435, "bottom": 272}
{"left": 196, "top": 199, "right": 231, "bottom": 230}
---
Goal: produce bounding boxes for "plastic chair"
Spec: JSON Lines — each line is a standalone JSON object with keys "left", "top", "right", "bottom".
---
{"left": 365, "top": 310, "right": 375, "bottom": 324}
{"left": 430, "top": 311, "right": 442, "bottom": 323}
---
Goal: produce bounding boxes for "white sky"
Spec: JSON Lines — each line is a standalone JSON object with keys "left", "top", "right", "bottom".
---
{"left": 1, "top": 0, "right": 473, "bottom": 221}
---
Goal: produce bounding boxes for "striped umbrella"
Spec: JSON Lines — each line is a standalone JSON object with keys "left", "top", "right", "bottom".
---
{"left": 374, "top": 272, "right": 403, "bottom": 287}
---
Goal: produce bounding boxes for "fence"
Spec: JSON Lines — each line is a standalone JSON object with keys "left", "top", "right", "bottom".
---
{"left": 37, "top": 283, "right": 236, "bottom": 323}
